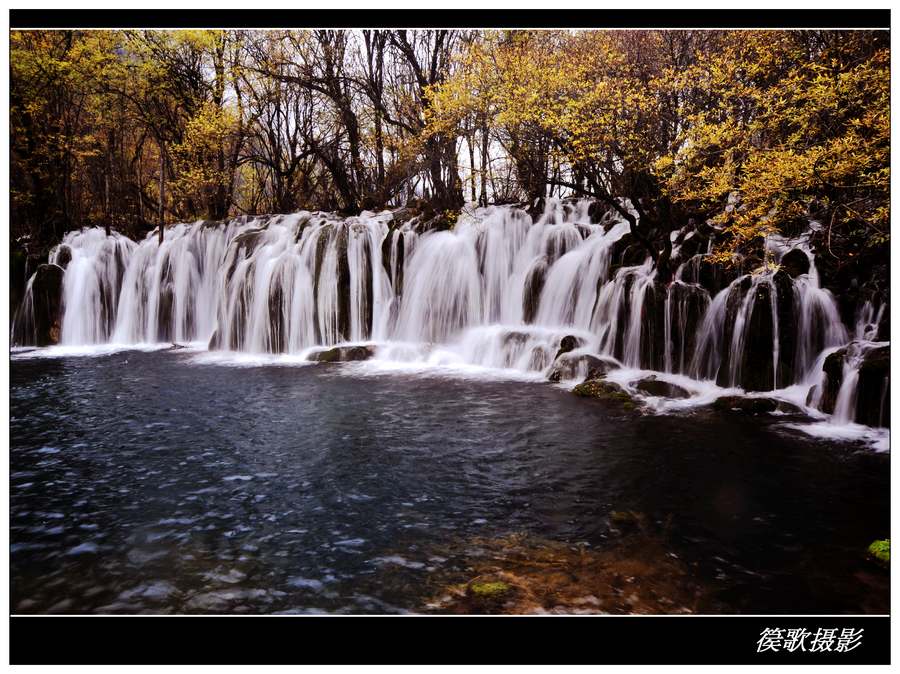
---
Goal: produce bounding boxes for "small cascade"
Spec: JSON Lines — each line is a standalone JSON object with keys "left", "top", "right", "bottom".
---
{"left": 113, "top": 220, "right": 240, "bottom": 344}
{"left": 53, "top": 229, "right": 135, "bottom": 344}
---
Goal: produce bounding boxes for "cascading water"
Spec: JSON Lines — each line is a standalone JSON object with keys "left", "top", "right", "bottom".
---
{"left": 10, "top": 198, "right": 887, "bottom": 434}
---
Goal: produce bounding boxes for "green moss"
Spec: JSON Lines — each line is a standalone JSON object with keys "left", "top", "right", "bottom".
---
{"left": 469, "top": 580, "right": 512, "bottom": 597}
{"left": 868, "top": 539, "right": 890, "bottom": 565}
{"left": 573, "top": 379, "right": 635, "bottom": 407}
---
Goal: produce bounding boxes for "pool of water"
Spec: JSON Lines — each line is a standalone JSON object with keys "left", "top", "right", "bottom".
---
{"left": 10, "top": 348, "right": 889, "bottom": 613}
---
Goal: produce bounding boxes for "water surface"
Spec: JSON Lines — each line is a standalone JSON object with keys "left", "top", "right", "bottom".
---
{"left": 10, "top": 349, "right": 889, "bottom": 613}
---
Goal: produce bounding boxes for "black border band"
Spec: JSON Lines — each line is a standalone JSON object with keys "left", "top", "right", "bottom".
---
{"left": 9, "top": 9, "right": 892, "bottom": 30}
{"left": 10, "top": 615, "right": 890, "bottom": 664}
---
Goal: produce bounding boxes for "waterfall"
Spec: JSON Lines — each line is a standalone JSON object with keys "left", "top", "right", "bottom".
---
{"left": 10, "top": 199, "right": 886, "bottom": 431}
{"left": 53, "top": 228, "right": 135, "bottom": 344}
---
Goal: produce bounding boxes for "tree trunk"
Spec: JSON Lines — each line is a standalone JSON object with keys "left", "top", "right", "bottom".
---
{"left": 158, "top": 146, "right": 165, "bottom": 246}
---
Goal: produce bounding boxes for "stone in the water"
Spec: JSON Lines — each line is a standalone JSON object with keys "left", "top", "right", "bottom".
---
{"left": 572, "top": 379, "right": 635, "bottom": 409}
{"left": 553, "top": 334, "right": 582, "bottom": 362}
{"left": 547, "top": 353, "right": 618, "bottom": 383}
{"left": 634, "top": 376, "right": 690, "bottom": 399}
{"left": 25, "top": 263, "right": 65, "bottom": 346}
{"left": 856, "top": 345, "right": 889, "bottom": 428}
{"left": 307, "top": 345, "right": 376, "bottom": 363}
{"left": 712, "top": 396, "right": 777, "bottom": 414}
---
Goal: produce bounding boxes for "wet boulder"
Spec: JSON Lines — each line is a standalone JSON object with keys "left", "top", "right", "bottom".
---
{"left": 27, "top": 263, "right": 65, "bottom": 346}
{"left": 664, "top": 282, "right": 710, "bottom": 374}
{"left": 547, "top": 353, "right": 618, "bottom": 383}
{"left": 716, "top": 272, "right": 796, "bottom": 392}
{"left": 634, "top": 376, "right": 690, "bottom": 399}
{"left": 697, "top": 257, "right": 742, "bottom": 297}
{"left": 809, "top": 347, "right": 847, "bottom": 414}
{"left": 313, "top": 224, "right": 353, "bottom": 342}
{"left": 307, "top": 345, "right": 376, "bottom": 363}
{"left": 553, "top": 334, "right": 582, "bottom": 362}
{"left": 522, "top": 257, "right": 548, "bottom": 324}
{"left": 856, "top": 345, "right": 889, "bottom": 428}
{"left": 573, "top": 379, "right": 637, "bottom": 410}
{"left": 712, "top": 396, "right": 779, "bottom": 414}
{"left": 53, "top": 244, "right": 73, "bottom": 270}
{"left": 780, "top": 249, "right": 810, "bottom": 278}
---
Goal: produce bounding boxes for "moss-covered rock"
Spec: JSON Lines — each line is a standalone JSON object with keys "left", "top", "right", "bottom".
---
{"left": 468, "top": 580, "right": 513, "bottom": 598}
{"left": 572, "top": 379, "right": 635, "bottom": 406}
{"left": 868, "top": 539, "right": 889, "bottom": 567}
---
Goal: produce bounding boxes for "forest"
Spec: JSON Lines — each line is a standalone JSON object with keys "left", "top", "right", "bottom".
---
{"left": 11, "top": 29, "right": 889, "bottom": 272}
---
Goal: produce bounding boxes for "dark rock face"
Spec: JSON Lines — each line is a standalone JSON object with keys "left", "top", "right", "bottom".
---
{"left": 856, "top": 345, "right": 890, "bottom": 428}
{"left": 811, "top": 347, "right": 847, "bottom": 415}
{"left": 307, "top": 345, "right": 376, "bottom": 363}
{"left": 697, "top": 257, "right": 742, "bottom": 297}
{"left": 608, "top": 233, "right": 650, "bottom": 271}
{"left": 716, "top": 272, "right": 797, "bottom": 392}
{"left": 634, "top": 376, "right": 690, "bottom": 399}
{"left": 313, "top": 224, "right": 352, "bottom": 343}
{"left": 10, "top": 249, "right": 29, "bottom": 322}
{"left": 780, "top": 249, "right": 810, "bottom": 278}
{"left": 712, "top": 396, "right": 778, "bottom": 414}
{"left": 54, "top": 244, "right": 73, "bottom": 270}
{"left": 522, "top": 258, "right": 548, "bottom": 324}
{"left": 25, "top": 263, "right": 65, "bottom": 346}
{"left": 553, "top": 334, "right": 581, "bottom": 362}
{"left": 637, "top": 282, "right": 667, "bottom": 372}
{"left": 547, "top": 353, "right": 618, "bottom": 383}
{"left": 809, "top": 344, "right": 889, "bottom": 428}
{"left": 665, "top": 282, "right": 710, "bottom": 374}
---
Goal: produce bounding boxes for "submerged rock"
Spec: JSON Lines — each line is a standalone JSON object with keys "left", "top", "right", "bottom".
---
{"left": 468, "top": 580, "right": 513, "bottom": 598}
{"left": 424, "top": 532, "right": 713, "bottom": 614}
{"left": 634, "top": 376, "right": 690, "bottom": 399}
{"left": 307, "top": 345, "right": 376, "bottom": 363}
